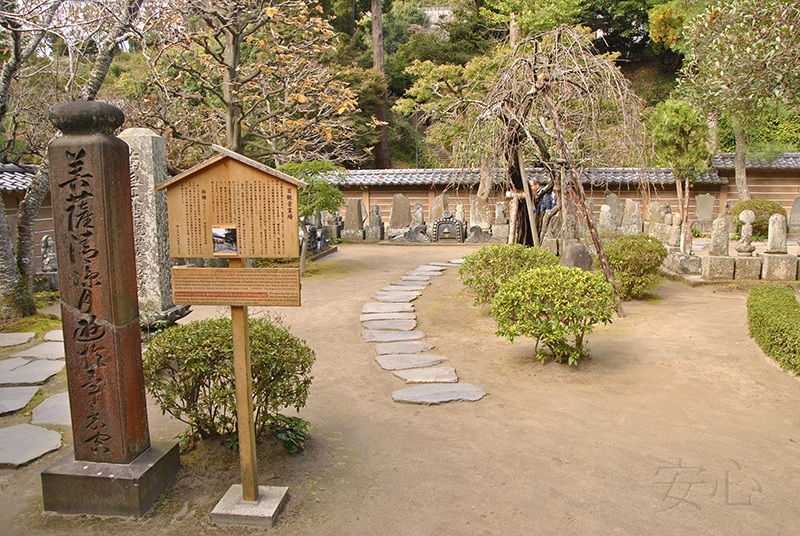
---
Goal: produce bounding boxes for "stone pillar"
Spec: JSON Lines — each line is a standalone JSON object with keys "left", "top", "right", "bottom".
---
{"left": 42, "top": 101, "right": 178, "bottom": 516}
{"left": 118, "top": 128, "right": 187, "bottom": 326}
{"left": 341, "top": 198, "right": 365, "bottom": 241}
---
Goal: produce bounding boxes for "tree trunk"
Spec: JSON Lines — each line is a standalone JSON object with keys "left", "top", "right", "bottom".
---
{"left": 518, "top": 150, "right": 539, "bottom": 247}
{"left": 371, "top": 0, "right": 391, "bottom": 168}
{"left": 80, "top": 0, "right": 143, "bottom": 101}
{"left": 223, "top": 26, "right": 243, "bottom": 152}
{"left": 299, "top": 224, "right": 308, "bottom": 275}
{"left": 733, "top": 120, "right": 750, "bottom": 202}
{"left": 542, "top": 89, "right": 624, "bottom": 317}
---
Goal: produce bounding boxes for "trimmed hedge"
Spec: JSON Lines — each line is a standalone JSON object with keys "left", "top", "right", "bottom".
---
{"left": 491, "top": 265, "right": 617, "bottom": 365}
{"left": 603, "top": 234, "right": 667, "bottom": 300}
{"left": 459, "top": 244, "right": 559, "bottom": 305}
{"left": 747, "top": 285, "right": 800, "bottom": 375}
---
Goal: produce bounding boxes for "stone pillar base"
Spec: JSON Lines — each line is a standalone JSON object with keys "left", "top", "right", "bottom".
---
{"left": 734, "top": 257, "right": 762, "bottom": 280}
{"left": 211, "top": 484, "right": 289, "bottom": 527}
{"left": 665, "top": 252, "right": 701, "bottom": 274}
{"left": 41, "top": 441, "right": 180, "bottom": 516}
{"left": 701, "top": 256, "right": 735, "bottom": 280}
{"left": 761, "top": 253, "right": 798, "bottom": 281}
{"left": 340, "top": 229, "right": 365, "bottom": 242}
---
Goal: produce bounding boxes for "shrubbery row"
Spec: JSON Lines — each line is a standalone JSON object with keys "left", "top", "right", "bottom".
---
{"left": 460, "top": 244, "right": 617, "bottom": 365}
{"left": 747, "top": 285, "right": 800, "bottom": 375}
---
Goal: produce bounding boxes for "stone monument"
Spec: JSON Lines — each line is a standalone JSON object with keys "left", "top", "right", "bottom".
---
{"left": 702, "top": 212, "right": 734, "bottom": 280}
{"left": 429, "top": 194, "right": 449, "bottom": 224}
{"left": 387, "top": 193, "right": 411, "bottom": 237}
{"left": 365, "top": 204, "right": 385, "bottom": 241}
{"left": 491, "top": 201, "right": 509, "bottom": 240}
{"left": 734, "top": 209, "right": 761, "bottom": 279}
{"left": 119, "top": 128, "right": 189, "bottom": 327}
{"left": 41, "top": 101, "right": 179, "bottom": 516}
{"left": 341, "top": 198, "right": 366, "bottom": 241}
{"left": 694, "top": 193, "right": 715, "bottom": 233}
{"left": 469, "top": 195, "right": 494, "bottom": 230}
{"left": 789, "top": 196, "right": 800, "bottom": 239}
{"left": 762, "top": 213, "right": 797, "bottom": 280}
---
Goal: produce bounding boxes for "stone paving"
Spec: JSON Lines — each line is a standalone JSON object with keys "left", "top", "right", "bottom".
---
{"left": 0, "top": 330, "right": 66, "bottom": 467}
{"left": 360, "top": 258, "right": 487, "bottom": 405}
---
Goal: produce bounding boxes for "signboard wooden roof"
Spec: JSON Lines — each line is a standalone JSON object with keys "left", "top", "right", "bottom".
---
{"left": 156, "top": 146, "right": 307, "bottom": 259}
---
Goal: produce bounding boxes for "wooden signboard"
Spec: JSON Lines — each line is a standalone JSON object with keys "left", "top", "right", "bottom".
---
{"left": 172, "top": 267, "right": 300, "bottom": 306}
{"left": 157, "top": 146, "right": 308, "bottom": 508}
{"left": 155, "top": 145, "right": 305, "bottom": 259}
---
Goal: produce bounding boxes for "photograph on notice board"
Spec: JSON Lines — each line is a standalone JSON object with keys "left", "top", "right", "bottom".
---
{"left": 212, "top": 226, "right": 238, "bottom": 255}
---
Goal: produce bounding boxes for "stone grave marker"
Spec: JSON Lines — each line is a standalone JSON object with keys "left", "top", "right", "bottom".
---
{"left": 341, "top": 198, "right": 366, "bottom": 241}
{"left": 469, "top": 195, "right": 494, "bottom": 230}
{"left": 388, "top": 194, "right": 411, "bottom": 236}
{"left": 694, "top": 193, "right": 715, "bottom": 232}
{"left": 429, "top": 194, "right": 449, "bottom": 224}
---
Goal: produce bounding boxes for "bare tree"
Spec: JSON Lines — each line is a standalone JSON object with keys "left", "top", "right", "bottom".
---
{"left": 0, "top": 0, "right": 144, "bottom": 319}
{"left": 456, "top": 26, "right": 648, "bottom": 314}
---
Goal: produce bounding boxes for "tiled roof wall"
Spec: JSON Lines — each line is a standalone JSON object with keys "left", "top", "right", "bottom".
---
{"left": 712, "top": 153, "right": 800, "bottom": 170}
{"left": 0, "top": 164, "right": 35, "bottom": 194}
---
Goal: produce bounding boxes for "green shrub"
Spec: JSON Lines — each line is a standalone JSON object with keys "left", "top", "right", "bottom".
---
{"left": 491, "top": 265, "right": 617, "bottom": 366}
{"left": 747, "top": 285, "right": 800, "bottom": 375}
{"left": 731, "top": 199, "right": 787, "bottom": 241}
{"left": 459, "top": 244, "right": 559, "bottom": 305}
{"left": 603, "top": 234, "right": 668, "bottom": 300}
{"left": 142, "top": 316, "right": 315, "bottom": 448}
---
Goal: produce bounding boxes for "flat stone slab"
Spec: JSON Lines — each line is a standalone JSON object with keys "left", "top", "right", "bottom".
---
{"left": 392, "top": 383, "right": 487, "bottom": 405}
{"left": 382, "top": 285, "right": 427, "bottom": 292}
{"left": 362, "top": 320, "right": 417, "bottom": 331}
{"left": 0, "top": 386, "right": 40, "bottom": 414}
{"left": 362, "top": 330, "right": 425, "bottom": 342}
{"left": 362, "top": 303, "right": 415, "bottom": 314}
{"left": 0, "top": 332, "right": 35, "bottom": 347}
{"left": 400, "top": 275, "right": 430, "bottom": 281}
{"left": 0, "top": 359, "right": 65, "bottom": 385}
{"left": 359, "top": 312, "right": 417, "bottom": 322}
{"left": 391, "top": 280, "right": 431, "bottom": 286}
{"left": 415, "top": 265, "right": 446, "bottom": 271}
{"left": 406, "top": 271, "right": 442, "bottom": 276}
{"left": 375, "top": 354, "right": 447, "bottom": 370}
{"left": 12, "top": 341, "right": 65, "bottom": 360}
{"left": 0, "top": 423, "right": 62, "bottom": 468}
{"left": 393, "top": 366, "right": 458, "bottom": 383}
{"left": 43, "top": 330, "right": 64, "bottom": 342}
{"left": 211, "top": 484, "right": 289, "bottom": 527}
{"left": 375, "top": 341, "right": 434, "bottom": 355}
{"left": 448, "top": 259, "right": 464, "bottom": 264}
{"left": 0, "top": 357, "right": 30, "bottom": 373}
{"left": 32, "top": 392, "right": 71, "bottom": 426}
{"left": 371, "top": 291, "right": 420, "bottom": 303}
{"left": 429, "top": 262, "right": 458, "bottom": 267}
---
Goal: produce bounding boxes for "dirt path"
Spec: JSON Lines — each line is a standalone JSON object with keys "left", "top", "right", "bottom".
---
{"left": 4, "top": 243, "right": 800, "bottom": 535}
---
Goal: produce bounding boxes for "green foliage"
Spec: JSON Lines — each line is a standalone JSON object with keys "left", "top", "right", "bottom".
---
{"left": 491, "top": 266, "right": 617, "bottom": 365}
{"left": 730, "top": 199, "right": 787, "bottom": 241}
{"left": 480, "top": 0, "right": 583, "bottom": 36}
{"left": 747, "top": 285, "right": 800, "bottom": 375}
{"left": 270, "top": 414, "right": 310, "bottom": 453}
{"left": 649, "top": 99, "right": 709, "bottom": 178}
{"left": 603, "top": 234, "right": 668, "bottom": 300}
{"left": 278, "top": 161, "right": 346, "bottom": 218}
{"left": 142, "top": 316, "right": 315, "bottom": 445}
{"left": 459, "top": 244, "right": 559, "bottom": 305}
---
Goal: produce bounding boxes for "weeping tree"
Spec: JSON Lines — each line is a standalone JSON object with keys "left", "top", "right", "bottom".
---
{"left": 454, "top": 26, "right": 647, "bottom": 314}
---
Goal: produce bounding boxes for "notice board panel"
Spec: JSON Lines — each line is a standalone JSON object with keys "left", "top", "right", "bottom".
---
{"left": 172, "top": 267, "right": 301, "bottom": 306}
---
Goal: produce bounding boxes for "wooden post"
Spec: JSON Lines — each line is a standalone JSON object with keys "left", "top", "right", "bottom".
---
{"left": 229, "top": 257, "right": 258, "bottom": 502}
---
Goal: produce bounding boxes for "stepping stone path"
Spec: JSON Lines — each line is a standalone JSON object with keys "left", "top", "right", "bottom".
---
{"left": 361, "top": 259, "right": 486, "bottom": 405}
{"left": 0, "top": 329, "right": 67, "bottom": 467}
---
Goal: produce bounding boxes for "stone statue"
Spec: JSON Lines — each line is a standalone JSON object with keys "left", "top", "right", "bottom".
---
{"left": 735, "top": 209, "right": 756, "bottom": 256}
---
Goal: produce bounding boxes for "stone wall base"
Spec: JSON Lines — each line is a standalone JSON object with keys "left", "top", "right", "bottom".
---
{"left": 340, "top": 229, "right": 366, "bottom": 242}
{"left": 734, "top": 257, "right": 762, "bottom": 280}
{"left": 761, "top": 253, "right": 798, "bottom": 281}
{"left": 702, "top": 256, "right": 735, "bottom": 280}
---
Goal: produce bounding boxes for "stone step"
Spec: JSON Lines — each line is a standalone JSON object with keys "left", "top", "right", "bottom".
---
{"left": 392, "top": 383, "right": 487, "bottom": 405}
{"left": 390, "top": 280, "right": 431, "bottom": 286}
{"left": 0, "top": 386, "right": 40, "bottom": 415}
{"left": 359, "top": 312, "right": 416, "bottom": 322}
{"left": 375, "top": 341, "right": 434, "bottom": 355}
{"left": 400, "top": 275, "right": 430, "bottom": 281}
{"left": 362, "top": 320, "right": 417, "bottom": 331}
{"left": 393, "top": 366, "right": 457, "bottom": 383}
{"left": 0, "top": 423, "right": 62, "bottom": 468}
{"left": 362, "top": 330, "right": 425, "bottom": 343}
{"left": 406, "top": 271, "right": 442, "bottom": 276}
{"left": 12, "top": 341, "right": 65, "bottom": 360}
{"left": 381, "top": 285, "right": 427, "bottom": 292}
{"left": 31, "top": 392, "right": 71, "bottom": 426}
{"left": 375, "top": 354, "right": 447, "bottom": 370}
{"left": 370, "top": 291, "right": 420, "bottom": 303}
{"left": 362, "top": 303, "right": 415, "bottom": 314}
{"left": 0, "top": 332, "right": 35, "bottom": 347}
{"left": 0, "top": 359, "right": 65, "bottom": 386}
